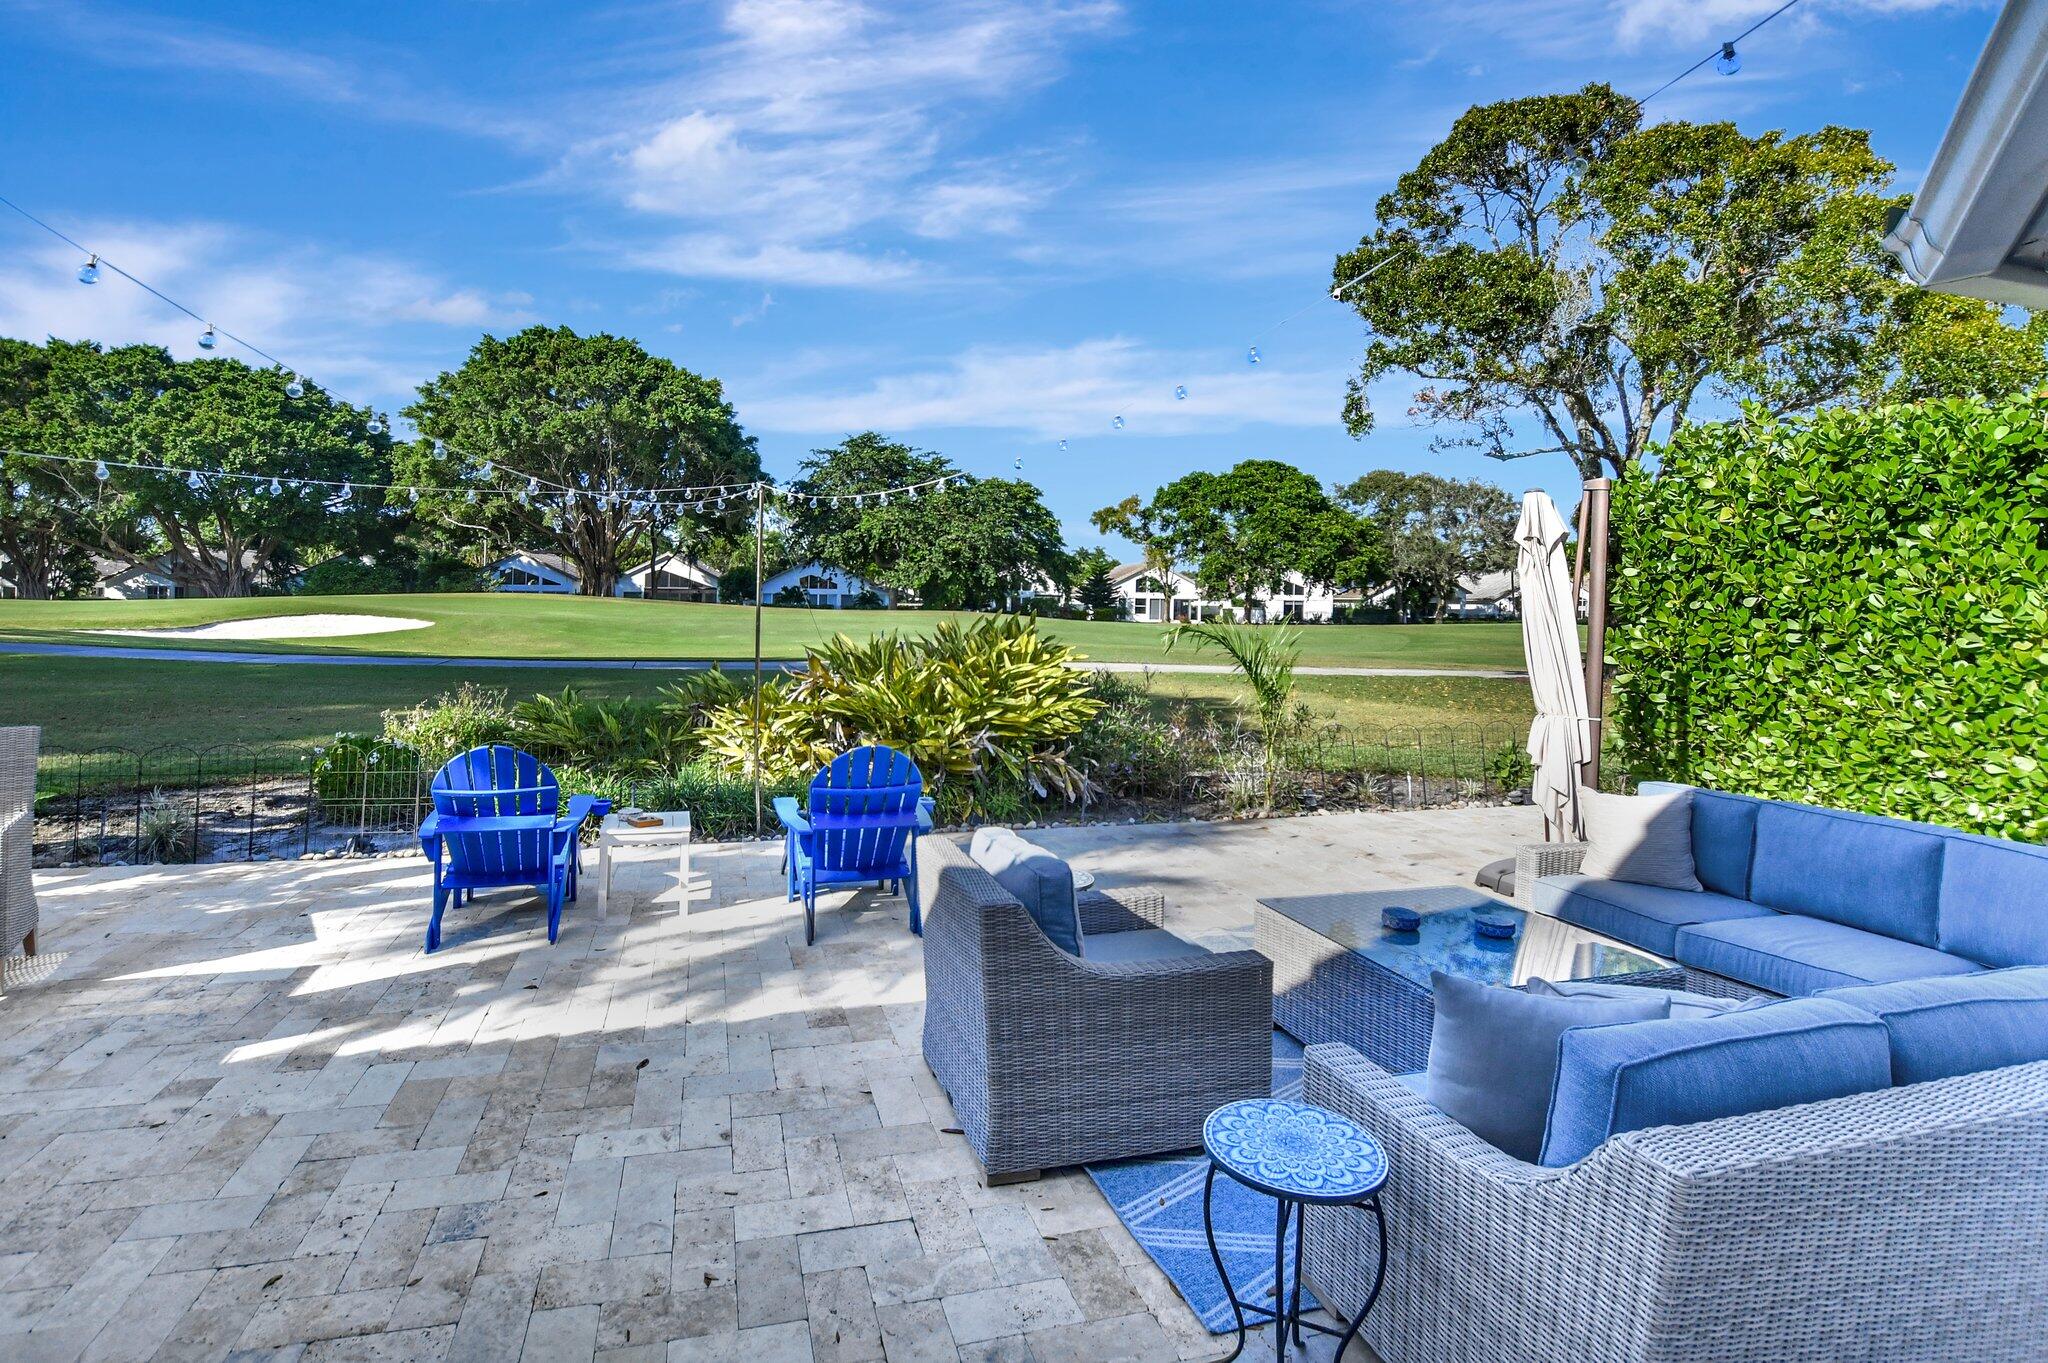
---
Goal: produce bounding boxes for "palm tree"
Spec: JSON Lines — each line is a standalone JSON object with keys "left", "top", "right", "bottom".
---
{"left": 1166, "top": 619, "right": 1302, "bottom": 808}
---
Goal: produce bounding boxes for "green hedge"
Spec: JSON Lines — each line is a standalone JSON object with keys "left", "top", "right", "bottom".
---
{"left": 1611, "top": 392, "right": 2048, "bottom": 843}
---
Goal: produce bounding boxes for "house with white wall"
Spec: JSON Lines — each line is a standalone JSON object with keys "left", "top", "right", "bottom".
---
{"left": 487, "top": 551, "right": 583, "bottom": 595}
{"left": 759, "top": 561, "right": 898, "bottom": 609}
{"left": 621, "top": 555, "right": 719, "bottom": 602}
{"left": 1107, "top": 563, "right": 1337, "bottom": 623}
{"left": 488, "top": 550, "right": 721, "bottom": 601}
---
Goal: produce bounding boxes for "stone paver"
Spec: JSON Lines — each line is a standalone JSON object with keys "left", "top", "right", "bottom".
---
{"left": 3, "top": 808, "right": 1536, "bottom": 1360}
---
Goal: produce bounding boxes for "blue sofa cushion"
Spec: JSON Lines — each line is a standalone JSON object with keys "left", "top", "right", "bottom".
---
{"left": 1937, "top": 836, "right": 2048, "bottom": 969}
{"left": 1638, "top": 782, "right": 1760, "bottom": 899}
{"left": 1082, "top": 928, "right": 1210, "bottom": 965}
{"left": 1534, "top": 873, "right": 1776, "bottom": 959}
{"left": 1674, "top": 914, "right": 1980, "bottom": 997}
{"left": 969, "top": 827, "right": 1082, "bottom": 956}
{"left": 1746, "top": 803, "right": 1945, "bottom": 946}
{"left": 1425, "top": 972, "right": 1666, "bottom": 1164}
{"left": 1538, "top": 997, "right": 1892, "bottom": 1167}
{"left": 1820, "top": 968, "right": 2048, "bottom": 1085}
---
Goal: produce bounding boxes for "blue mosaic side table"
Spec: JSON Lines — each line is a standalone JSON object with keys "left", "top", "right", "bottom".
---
{"left": 1202, "top": 1098, "right": 1390, "bottom": 1363}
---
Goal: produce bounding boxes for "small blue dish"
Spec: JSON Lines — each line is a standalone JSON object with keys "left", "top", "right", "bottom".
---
{"left": 1474, "top": 911, "right": 1520, "bottom": 940}
{"left": 1381, "top": 906, "right": 1421, "bottom": 933}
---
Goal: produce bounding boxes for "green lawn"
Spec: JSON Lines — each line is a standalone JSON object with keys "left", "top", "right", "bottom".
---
{"left": 0, "top": 592, "right": 1527, "bottom": 670}
{"left": 3, "top": 653, "right": 1534, "bottom": 758}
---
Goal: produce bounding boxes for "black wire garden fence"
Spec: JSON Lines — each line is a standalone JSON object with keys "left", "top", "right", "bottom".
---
{"left": 29, "top": 723, "right": 1549, "bottom": 868}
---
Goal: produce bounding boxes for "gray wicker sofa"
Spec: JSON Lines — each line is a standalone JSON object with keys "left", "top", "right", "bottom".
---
{"left": 917, "top": 836, "right": 1273, "bottom": 1182}
{"left": 1301, "top": 1041, "right": 2048, "bottom": 1363}
{"left": 1, "top": 726, "right": 38, "bottom": 959}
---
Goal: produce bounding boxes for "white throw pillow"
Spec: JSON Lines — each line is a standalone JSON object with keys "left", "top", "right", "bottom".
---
{"left": 1577, "top": 786, "right": 1702, "bottom": 892}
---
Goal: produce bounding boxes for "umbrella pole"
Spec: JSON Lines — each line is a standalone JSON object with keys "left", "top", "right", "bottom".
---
{"left": 1580, "top": 477, "right": 1612, "bottom": 790}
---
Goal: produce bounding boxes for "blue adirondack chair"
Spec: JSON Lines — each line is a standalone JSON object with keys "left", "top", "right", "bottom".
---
{"left": 775, "top": 745, "right": 934, "bottom": 945}
{"left": 416, "top": 745, "right": 607, "bottom": 953}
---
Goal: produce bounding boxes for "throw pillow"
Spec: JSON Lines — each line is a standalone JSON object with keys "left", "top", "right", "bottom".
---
{"left": 969, "top": 827, "right": 1083, "bottom": 956}
{"left": 1578, "top": 785, "right": 1702, "bottom": 892}
{"left": 1424, "top": 972, "right": 1667, "bottom": 1163}
{"left": 1527, "top": 976, "right": 1754, "bottom": 1021}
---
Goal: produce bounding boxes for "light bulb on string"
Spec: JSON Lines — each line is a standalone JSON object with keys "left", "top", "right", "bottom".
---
{"left": 1715, "top": 41, "right": 1740, "bottom": 75}
{"left": 1112, "top": 415, "right": 1125, "bottom": 430}
{"left": 526, "top": 476, "right": 539, "bottom": 496}
{"left": 1247, "top": 346, "right": 1262, "bottom": 366}
{"left": 367, "top": 413, "right": 386, "bottom": 435}
{"left": 198, "top": 327, "right": 217, "bottom": 351}
{"left": 432, "top": 440, "right": 446, "bottom": 461}
{"left": 407, "top": 488, "right": 419, "bottom": 505}
{"left": 185, "top": 470, "right": 204, "bottom": 491}
{"left": 77, "top": 255, "right": 100, "bottom": 285}
{"left": 94, "top": 459, "right": 109, "bottom": 481}
{"left": 269, "top": 477, "right": 282, "bottom": 495}
{"left": 481, "top": 461, "right": 495, "bottom": 479}
{"left": 1058, "top": 439, "right": 1067, "bottom": 453}
{"left": 1174, "top": 385, "right": 1188, "bottom": 401}
{"left": 1013, "top": 457, "right": 1023, "bottom": 470}
{"left": 285, "top": 375, "right": 305, "bottom": 399}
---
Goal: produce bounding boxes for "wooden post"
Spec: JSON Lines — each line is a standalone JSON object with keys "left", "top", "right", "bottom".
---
{"left": 751, "top": 481, "right": 766, "bottom": 837}
{"left": 1580, "top": 477, "right": 1612, "bottom": 790}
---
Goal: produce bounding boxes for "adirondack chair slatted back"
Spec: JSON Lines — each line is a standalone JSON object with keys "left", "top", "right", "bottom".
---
{"left": 807, "top": 746, "right": 922, "bottom": 875}
{"left": 432, "top": 745, "right": 560, "bottom": 878}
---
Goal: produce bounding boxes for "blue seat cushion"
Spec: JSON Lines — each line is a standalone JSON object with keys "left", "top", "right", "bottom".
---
{"left": 1641, "top": 783, "right": 1762, "bottom": 899}
{"left": 1533, "top": 874, "right": 1776, "bottom": 958}
{"left": 1937, "top": 835, "right": 2048, "bottom": 969}
{"left": 1425, "top": 972, "right": 1666, "bottom": 1163}
{"left": 1527, "top": 976, "right": 1760, "bottom": 1020}
{"left": 1538, "top": 997, "right": 1892, "bottom": 1167}
{"left": 1820, "top": 968, "right": 2048, "bottom": 1085}
{"left": 969, "top": 827, "right": 1082, "bottom": 956}
{"left": 1674, "top": 915, "right": 1980, "bottom": 997}
{"left": 1747, "top": 803, "right": 1944, "bottom": 946}
{"left": 1082, "top": 928, "right": 1212, "bottom": 965}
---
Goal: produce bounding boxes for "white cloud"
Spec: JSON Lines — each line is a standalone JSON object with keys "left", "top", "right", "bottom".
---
{"left": 737, "top": 338, "right": 1348, "bottom": 438}
{"left": 0, "top": 218, "right": 532, "bottom": 406}
{"left": 625, "top": 235, "right": 921, "bottom": 288}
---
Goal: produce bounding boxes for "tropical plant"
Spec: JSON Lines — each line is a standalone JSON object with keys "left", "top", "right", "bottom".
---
{"left": 508, "top": 688, "right": 694, "bottom": 776}
{"left": 1166, "top": 620, "right": 1306, "bottom": 808}
{"left": 311, "top": 733, "right": 419, "bottom": 808}
{"left": 381, "top": 684, "right": 517, "bottom": 766}
{"left": 1485, "top": 740, "right": 1535, "bottom": 793}
{"left": 135, "top": 789, "right": 197, "bottom": 864}
{"left": 553, "top": 761, "right": 805, "bottom": 842}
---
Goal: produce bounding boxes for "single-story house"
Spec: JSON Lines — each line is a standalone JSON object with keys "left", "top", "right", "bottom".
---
{"left": 487, "top": 551, "right": 583, "bottom": 595}
{"left": 621, "top": 555, "right": 720, "bottom": 603}
{"left": 1107, "top": 563, "right": 1337, "bottom": 623}
{"left": 759, "top": 561, "right": 898, "bottom": 609}
{"left": 93, "top": 552, "right": 270, "bottom": 600}
{"left": 1443, "top": 569, "right": 1520, "bottom": 620}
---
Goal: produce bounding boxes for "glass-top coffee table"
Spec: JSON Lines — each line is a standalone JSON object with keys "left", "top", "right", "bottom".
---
{"left": 1253, "top": 886, "right": 1681, "bottom": 1073}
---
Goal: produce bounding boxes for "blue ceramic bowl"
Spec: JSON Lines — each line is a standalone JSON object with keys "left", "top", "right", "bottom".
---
{"left": 1381, "top": 906, "right": 1421, "bottom": 933}
{"left": 1474, "top": 911, "right": 1519, "bottom": 940}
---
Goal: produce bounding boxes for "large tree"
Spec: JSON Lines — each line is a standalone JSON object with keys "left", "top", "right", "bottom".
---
{"left": 1333, "top": 85, "right": 2048, "bottom": 479}
{"left": 402, "top": 326, "right": 759, "bottom": 597}
{"left": 784, "top": 432, "right": 1070, "bottom": 609}
{"left": 1107, "top": 459, "right": 1382, "bottom": 610}
{"left": 0, "top": 339, "right": 96, "bottom": 597}
{"left": 1338, "top": 470, "right": 1517, "bottom": 621}
{"left": 18, "top": 342, "right": 388, "bottom": 596}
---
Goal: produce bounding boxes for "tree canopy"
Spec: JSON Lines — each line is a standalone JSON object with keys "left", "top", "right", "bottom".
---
{"left": 1337, "top": 470, "right": 1517, "bottom": 621}
{"left": 1105, "top": 459, "right": 1383, "bottom": 609}
{"left": 401, "top": 326, "right": 759, "bottom": 597}
{"left": 784, "top": 432, "right": 1069, "bottom": 609}
{"left": 1333, "top": 85, "right": 2048, "bottom": 479}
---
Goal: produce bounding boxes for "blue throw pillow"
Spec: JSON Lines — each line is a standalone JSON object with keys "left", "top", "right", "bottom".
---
{"left": 1527, "top": 976, "right": 1763, "bottom": 1020}
{"left": 1821, "top": 967, "right": 2048, "bottom": 1085}
{"left": 1538, "top": 997, "right": 1891, "bottom": 1167}
{"left": 1424, "top": 972, "right": 1666, "bottom": 1163}
{"left": 969, "top": 826, "right": 1082, "bottom": 956}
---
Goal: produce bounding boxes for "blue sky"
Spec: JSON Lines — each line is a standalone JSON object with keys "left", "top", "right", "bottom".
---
{"left": 0, "top": 0, "right": 2003, "bottom": 556}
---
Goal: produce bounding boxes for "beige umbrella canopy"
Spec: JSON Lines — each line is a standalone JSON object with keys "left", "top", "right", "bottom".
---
{"left": 1517, "top": 490, "right": 1591, "bottom": 841}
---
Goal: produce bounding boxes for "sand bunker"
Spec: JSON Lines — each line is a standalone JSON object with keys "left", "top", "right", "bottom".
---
{"left": 94, "top": 613, "right": 433, "bottom": 641}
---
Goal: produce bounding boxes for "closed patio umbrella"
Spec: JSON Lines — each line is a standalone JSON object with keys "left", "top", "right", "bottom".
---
{"left": 1517, "top": 490, "right": 1591, "bottom": 841}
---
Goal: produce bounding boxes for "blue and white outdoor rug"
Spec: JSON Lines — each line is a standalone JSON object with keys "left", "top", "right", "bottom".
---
{"left": 1084, "top": 1031, "right": 1319, "bottom": 1333}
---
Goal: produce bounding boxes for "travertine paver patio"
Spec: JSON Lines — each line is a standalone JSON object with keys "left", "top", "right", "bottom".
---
{"left": 0, "top": 806, "right": 1538, "bottom": 1362}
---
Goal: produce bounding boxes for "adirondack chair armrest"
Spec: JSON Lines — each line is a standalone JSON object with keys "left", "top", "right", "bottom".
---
{"left": 557, "top": 794, "right": 607, "bottom": 831}
{"left": 773, "top": 797, "right": 811, "bottom": 833}
{"left": 914, "top": 803, "right": 935, "bottom": 833}
{"left": 417, "top": 811, "right": 444, "bottom": 860}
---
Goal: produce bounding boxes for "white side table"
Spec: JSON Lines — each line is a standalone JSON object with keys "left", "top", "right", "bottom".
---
{"left": 597, "top": 810, "right": 692, "bottom": 914}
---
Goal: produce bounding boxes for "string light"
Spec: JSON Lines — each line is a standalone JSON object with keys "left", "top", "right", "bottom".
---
{"left": 1716, "top": 41, "right": 1741, "bottom": 75}
{"left": 185, "top": 469, "right": 203, "bottom": 490}
{"left": 269, "top": 477, "right": 282, "bottom": 495}
{"left": 94, "top": 459, "right": 108, "bottom": 481}
{"left": 76, "top": 255, "right": 99, "bottom": 285}
{"left": 367, "top": 413, "right": 386, "bottom": 435}
{"left": 1173, "top": 385, "right": 1187, "bottom": 401}
{"left": 198, "top": 326, "right": 217, "bottom": 351}
{"left": 1112, "top": 415, "right": 1125, "bottom": 429}
{"left": 1247, "top": 346, "right": 1261, "bottom": 365}
{"left": 284, "top": 375, "right": 305, "bottom": 399}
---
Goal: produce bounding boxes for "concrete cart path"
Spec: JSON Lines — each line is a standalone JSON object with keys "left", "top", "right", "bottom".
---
{"left": 0, "top": 638, "right": 1524, "bottom": 677}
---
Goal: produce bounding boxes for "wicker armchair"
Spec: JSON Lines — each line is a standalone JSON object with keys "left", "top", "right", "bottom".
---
{"left": 1, "top": 726, "right": 38, "bottom": 958}
{"left": 918, "top": 837, "right": 1273, "bottom": 1182}
{"left": 1301, "top": 1042, "right": 2048, "bottom": 1363}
